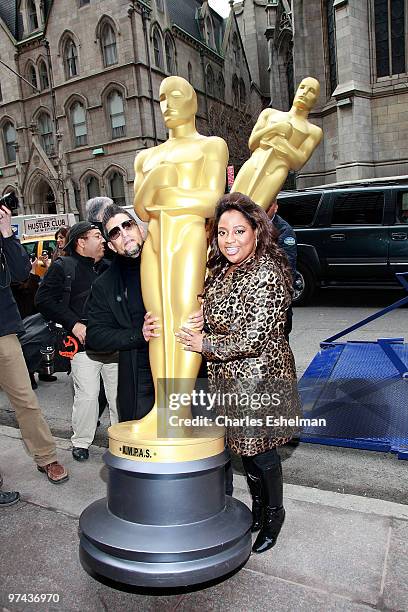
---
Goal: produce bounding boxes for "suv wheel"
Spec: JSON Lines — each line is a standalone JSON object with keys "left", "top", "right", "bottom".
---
{"left": 293, "top": 263, "right": 316, "bottom": 306}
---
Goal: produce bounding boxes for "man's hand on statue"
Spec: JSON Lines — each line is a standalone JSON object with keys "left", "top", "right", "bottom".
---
{"left": 175, "top": 327, "right": 203, "bottom": 353}
{"left": 184, "top": 305, "right": 204, "bottom": 332}
{"left": 142, "top": 312, "right": 161, "bottom": 342}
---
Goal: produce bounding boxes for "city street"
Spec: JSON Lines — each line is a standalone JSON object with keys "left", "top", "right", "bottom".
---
{"left": 1, "top": 286, "right": 407, "bottom": 502}
{"left": 1, "top": 288, "right": 407, "bottom": 611}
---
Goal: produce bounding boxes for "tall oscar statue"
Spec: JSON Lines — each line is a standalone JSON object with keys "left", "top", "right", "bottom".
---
{"left": 132, "top": 74, "right": 228, "bottom": 431}
{"left": 232, "top": 77, "right": 323, "bottom": 208}
{"left": 79, "top": 77, "right": 253, "bottom": 588}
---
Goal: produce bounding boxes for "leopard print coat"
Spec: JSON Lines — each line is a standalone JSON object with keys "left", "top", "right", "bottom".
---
{"left": 202, "top": 253, "right": 299, "bottom": 456}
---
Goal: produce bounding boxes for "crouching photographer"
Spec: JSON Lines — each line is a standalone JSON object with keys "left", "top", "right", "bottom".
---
{"left": 0, "top": 198, "right": 68, "bottom": 506}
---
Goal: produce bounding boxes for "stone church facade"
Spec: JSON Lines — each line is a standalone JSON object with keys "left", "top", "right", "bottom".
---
{"left": 234, "top": 0, "right": 408, "bottom": 187}
{"left": 0, "top": 0, "right": 263, "bottom": 216}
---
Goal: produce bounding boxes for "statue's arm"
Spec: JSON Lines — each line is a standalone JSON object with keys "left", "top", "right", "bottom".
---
{"left": 248, "top": 110, "right": 271, "bottom": 152}
{"left": 156, "top": 138, "right": 229, "bottom": 218}
{"left": 133, "top": 151, "right": 150, "bottom": 222}
{"left": 277, "top": 125, "right": 323, "bottom": 171}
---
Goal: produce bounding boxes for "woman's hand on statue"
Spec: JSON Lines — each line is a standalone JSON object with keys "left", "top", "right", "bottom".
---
{"left": 142, "top": 312, "right": 161, "bottom": 342}
{"left": 175, "top": 327, "right": 203, "bottom": 353}
{"left": 184, "top": 305, "right": 204, "bottom": 332}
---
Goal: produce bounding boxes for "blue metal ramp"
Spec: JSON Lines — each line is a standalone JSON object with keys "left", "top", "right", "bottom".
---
{"left": 298, "top": 274, "right": 408, "bottom": 460}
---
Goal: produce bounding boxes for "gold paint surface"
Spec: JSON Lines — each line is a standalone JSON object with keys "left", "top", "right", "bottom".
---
{"left": 109, "top": 422, "right": 225, "bottom": 462}
{"left": 128, "top": 75, "right": 228, "bottom": 439}
{"left": 109, "top": 76, "right": 323, "bottom": 458}
{"left": 231, "top": 77, "right": 323, "bottom": 209}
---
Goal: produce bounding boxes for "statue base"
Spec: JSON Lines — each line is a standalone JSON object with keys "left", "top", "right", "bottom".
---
{"left": 79, "top": 440, "right": 252, "bottom": 588}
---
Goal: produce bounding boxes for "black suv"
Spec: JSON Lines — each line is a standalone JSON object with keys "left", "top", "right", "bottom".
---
{"left": 277, "top": 180, "right": 408, "bottom": 304}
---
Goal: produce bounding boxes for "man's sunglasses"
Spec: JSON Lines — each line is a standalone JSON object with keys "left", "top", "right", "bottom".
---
{"left": 107, "top": 219, "right": 137, "bottom": 241}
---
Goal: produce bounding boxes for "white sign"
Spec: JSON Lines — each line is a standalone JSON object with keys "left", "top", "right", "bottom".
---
{"left": 23, "top": 214, "right": 69, "bottom": 236}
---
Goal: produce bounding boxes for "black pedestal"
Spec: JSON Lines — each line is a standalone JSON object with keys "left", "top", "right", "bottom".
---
{"left": 79, "top": 450, "right": 252, "bottom": 588}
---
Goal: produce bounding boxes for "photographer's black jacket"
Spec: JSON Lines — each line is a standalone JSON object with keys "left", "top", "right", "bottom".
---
{"left": 35, "top": 252, "right": 101, "bottom": 337}
{"left": 0, "top": 234, "right": 30, "bottom": 338}
{"left": 86, "top": 255, "right": 154, "bottom": 421}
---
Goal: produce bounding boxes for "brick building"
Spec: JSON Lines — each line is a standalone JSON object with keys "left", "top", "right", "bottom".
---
{"left": 0, "top": 0, "right": 262, "bottom": 216}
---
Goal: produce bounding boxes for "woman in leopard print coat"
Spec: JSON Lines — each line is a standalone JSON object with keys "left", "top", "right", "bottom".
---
{"left": 176, "top": 192, "right": 300, "bottom": 555}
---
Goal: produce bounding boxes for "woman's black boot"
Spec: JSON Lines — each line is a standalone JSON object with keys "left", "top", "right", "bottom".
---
{"left": 246, "top": 473, "right": 263, "bottom": 532}
{"left": 252, "top": 459, "right": 285, "bottom": 554}
{"left": 241, "top": 456, "right": 263, "bottom": 532}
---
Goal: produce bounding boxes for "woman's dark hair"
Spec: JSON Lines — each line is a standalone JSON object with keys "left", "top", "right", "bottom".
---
{"left": 205, "top": 192, "right": 293, "bottom": 293}
{"left": 54, "top": 226, "right": 69, "bottom": 241}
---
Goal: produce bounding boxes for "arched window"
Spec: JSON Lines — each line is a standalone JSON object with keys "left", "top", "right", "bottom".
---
{"left": 152, "top": 28, "right": 163, "bottom": 69}
{"left": 239, "top": 79, "right": 246, "bottom": 105}
{"left": 232, "top": 75, "right": 239, "bottom": 108}
{"left": 86, "top": 176, "right": 100, "bottom": 200}
{"left": 165, "top": 34, "right": 175, "bottom": 73}
{"left": 3, "top": 122, "right": 16, "bottom": 163}
{"left": 188, "top": 62, "right": 193, "bottom": 85}
{"left": 39, "top": 61, "right": 49, "bottom": 90}
{"left": 28, "top": 0, "right": 38, "bottom": 31}
{"left": 64, "top": 39, "right": 79, "bottom": 79}
{"left": 101, "top": 23, "right": 118, "bottom": 67}
{"left": 206, "top": 65, "right": 214, "bottom": 96}
{"left": 232, "top": 32, "right": 240, "bottom": 65}
{"left": 109, "top": 172, "right": 126, "bottom": 205}
{"left": 28, "top": 64, "right": 37, "bottom": 91}
{"left": 217, "top": 73, "right": 225, "bottom": 100}
{"left": 38, "top": 112, "right": 54, "bottom": 155}
{"left": 108, "top": 90, "right": 126, "bottom": 138}
{"left": 71, "top": 101, "right": 87, "bottom": 147}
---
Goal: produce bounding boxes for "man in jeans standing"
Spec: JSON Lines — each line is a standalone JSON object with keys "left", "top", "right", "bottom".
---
{"left": 0, "top": 203, "right": 68, "bottom": 505}
{"left": 36, "top": 221, "right": 118, "bottom": 462}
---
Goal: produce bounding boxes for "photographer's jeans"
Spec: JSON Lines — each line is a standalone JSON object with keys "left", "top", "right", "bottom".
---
{"left": 0, "top": 334, "right": 57, "bottom": 466}
{"left": 71, "top": 351, "right": 118, "bottom": 449}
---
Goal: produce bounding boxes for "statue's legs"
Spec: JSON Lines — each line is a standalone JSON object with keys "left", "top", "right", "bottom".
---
{"left": 231, "top": 149, "right": 289, "bottom": 209}
{"left": 230, "top": 158, "right": 256, "bottom": 198}
{"left": 251, "top": 165, "right": 288, "bottom": 209}
{"left": 169, "top": 219, "right": 206, "bottom": 381}
{"left": 160, "top": 216, "right": 206, "bottom": 422}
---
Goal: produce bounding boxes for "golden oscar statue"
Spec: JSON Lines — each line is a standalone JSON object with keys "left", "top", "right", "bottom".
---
{"left": 231, "top": 77, "right": 323, "bottom": 209}
{"left": 108, "top": 75, "right": 228, "bottom": 455}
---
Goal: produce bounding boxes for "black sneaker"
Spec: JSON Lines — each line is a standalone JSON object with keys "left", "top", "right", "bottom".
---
{"left": 0, "top": 490, "right": 20, "bottom": 507}
{"left": 38, "top": 374, "right": 58, "bottom": 382}
{"left": 72, "top": 448, "right": 89, "bottom": 461}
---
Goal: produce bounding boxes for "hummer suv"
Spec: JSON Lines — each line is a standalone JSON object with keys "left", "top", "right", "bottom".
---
{"left": 277, "top": 179, "right": 408, "bottom": 304}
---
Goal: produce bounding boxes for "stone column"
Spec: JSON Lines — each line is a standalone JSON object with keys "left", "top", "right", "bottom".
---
{"left": 333, "top": 0, "right": 374, "bottom": 181}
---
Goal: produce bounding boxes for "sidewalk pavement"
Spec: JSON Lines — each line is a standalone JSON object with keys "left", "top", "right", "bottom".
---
{"left": 1, "top": 424, "right": 407, "bottom": 612}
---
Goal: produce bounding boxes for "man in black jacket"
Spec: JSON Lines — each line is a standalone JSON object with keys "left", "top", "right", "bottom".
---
{"left": 86, "top": 206, "right": 154, "bottom": 421}
{"left": 35, "top": 222, "right": 119, "bottom": 461}
{"left": 0, "top": 204, "right": 68, "bottom": 499}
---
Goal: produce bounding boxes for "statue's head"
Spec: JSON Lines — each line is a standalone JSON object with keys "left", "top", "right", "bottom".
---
{"left": 293, "top": 77, "right": 320, "bottom": 112}
{"left": 159, "top": 76, "right": 197, "bottom": 128}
